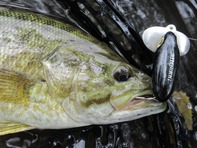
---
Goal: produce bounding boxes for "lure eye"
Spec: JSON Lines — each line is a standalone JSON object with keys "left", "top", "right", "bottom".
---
{"left": 113, "top": 66, "right": 131, "bottom": 82}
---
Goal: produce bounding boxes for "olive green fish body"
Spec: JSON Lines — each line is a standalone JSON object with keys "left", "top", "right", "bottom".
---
{"left": 0, "top": 7, "right": 166, "bottom": 135}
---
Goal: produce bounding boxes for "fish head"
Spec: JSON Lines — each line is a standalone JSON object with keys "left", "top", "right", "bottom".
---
{"left": 42, "top": 44, "right": 166, "bottom": 125}
{"left": 106, "top": 63, "right": 167, "bottom": 123}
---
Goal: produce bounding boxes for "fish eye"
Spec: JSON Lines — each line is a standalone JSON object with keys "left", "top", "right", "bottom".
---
{"left": 113, "top": 66, "right": 131, "bottom": 82}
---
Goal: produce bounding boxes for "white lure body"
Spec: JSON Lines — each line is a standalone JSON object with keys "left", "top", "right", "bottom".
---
{"left": 142, "top": 24, "right": 190, "bottom": 56}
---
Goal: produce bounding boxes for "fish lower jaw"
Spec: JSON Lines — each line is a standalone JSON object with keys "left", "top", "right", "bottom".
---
{"left": 98, "top": 104, "right": 166, "bottom": 125}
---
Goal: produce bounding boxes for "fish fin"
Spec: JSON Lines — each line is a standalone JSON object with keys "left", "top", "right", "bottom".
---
{"left": 0, "top": 68, "right": 35, "bottom": 103}
{"left": 0, "top": 120, "right": 35, "bottom": 136}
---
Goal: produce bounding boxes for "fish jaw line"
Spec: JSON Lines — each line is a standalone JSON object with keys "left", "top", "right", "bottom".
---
{"left": 110, "top": 89, "right": 154, "bottom": 110}
{"left": 105, "top": 94, "right": 167, "bottom": 124}
{"left": 103, "top": 102, "right": 166, "bottom": 124}
{"left": 94, "top": 98, "right": 166, "bottom": 124}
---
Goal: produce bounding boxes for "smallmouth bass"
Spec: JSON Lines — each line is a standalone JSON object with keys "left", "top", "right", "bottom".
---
{"left": 0, "top": 7, "right": 166, "bottom": 135}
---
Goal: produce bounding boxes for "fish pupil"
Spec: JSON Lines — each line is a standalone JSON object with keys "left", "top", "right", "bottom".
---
{"left": 119, "top": 74, "right": 130, "bottom": 81}
{"left": 114, "top": 67, "right": 131, "bottom": 82}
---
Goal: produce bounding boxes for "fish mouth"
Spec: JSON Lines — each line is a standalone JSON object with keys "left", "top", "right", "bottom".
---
{"left": 110, "top": 90, "right": 160, "bottom": 110}
{"left": 124, "top": 94, "right": 157, "bottom": 110}
{"left": 103, "top": 92, "right": 166, "bottom": 125}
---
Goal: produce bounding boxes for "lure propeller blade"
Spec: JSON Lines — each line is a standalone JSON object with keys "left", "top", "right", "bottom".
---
{"left": 142, "top": 24, "right": 190, "bottom": 56}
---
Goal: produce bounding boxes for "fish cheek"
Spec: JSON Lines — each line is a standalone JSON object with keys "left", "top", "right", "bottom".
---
{"left": 62, "top": 92, "right": 91, "bottom": 123}
{"left": 62, "top": 91, "right": 114, "bottom": 123}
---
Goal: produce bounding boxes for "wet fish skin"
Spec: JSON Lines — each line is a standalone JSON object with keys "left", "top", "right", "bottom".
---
{"left": 0, "top": 7, "right": 166, "bottom": 133}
